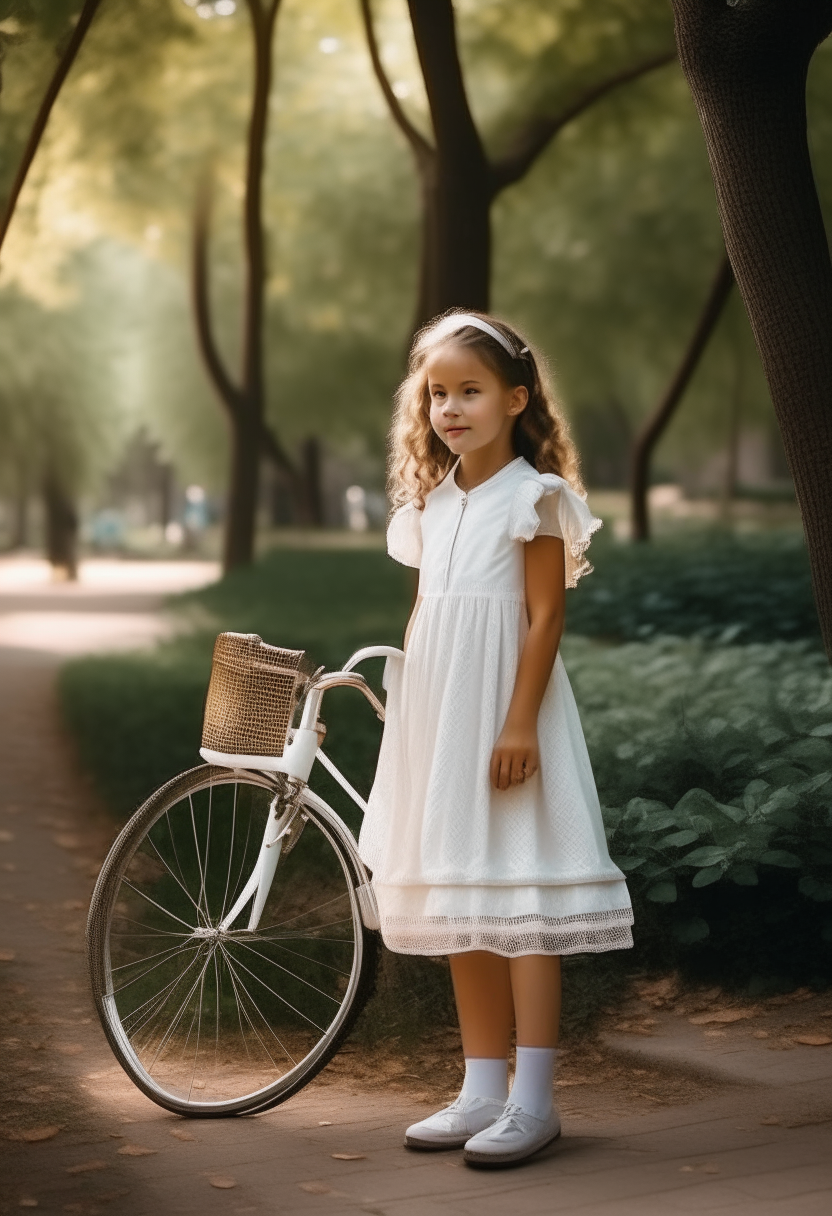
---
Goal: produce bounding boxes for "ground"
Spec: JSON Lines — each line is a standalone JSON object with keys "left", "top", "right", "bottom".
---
{"left": 0, "top": 555, "right": 830, "bottom": 1215}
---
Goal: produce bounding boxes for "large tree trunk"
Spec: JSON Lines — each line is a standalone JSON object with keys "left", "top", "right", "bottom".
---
{"left": 408, "top": 0, "right": 491, "bottom": 321}
{"left": 630, "top": 252, "right": 733, "bottom": 540}
{"left": 672, "top": 0, "right": 832, "bottom": 654}
{"left": 43, "top": 467, "right": 78, "bottom": 580}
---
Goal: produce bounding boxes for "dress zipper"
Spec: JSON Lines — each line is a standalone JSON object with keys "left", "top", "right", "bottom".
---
{"left": 443, "top": 492, "right": 468, "bottom": 592}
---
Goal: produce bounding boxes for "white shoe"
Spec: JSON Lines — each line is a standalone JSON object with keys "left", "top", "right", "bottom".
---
{"left": 404, "top": 1096, "right": 505, "bottom": 1150}
{"left": 463, "top": 1102, "right": 561, "bottom": 1167}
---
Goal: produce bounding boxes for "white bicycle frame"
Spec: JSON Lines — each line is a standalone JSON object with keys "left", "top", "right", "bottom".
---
{"left": 199, "top": 646, "right": 404, "bottom": 936}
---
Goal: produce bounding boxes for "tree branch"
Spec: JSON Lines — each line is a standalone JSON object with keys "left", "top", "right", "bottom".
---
{"left": 359, "top": 0, "right": 433, "bottom": 162}
{"left": 630, "top": 250, "right": 734, "bottom": 541}
{"left": 491, "top": 51, "right": 676, "bottom": 194}
{"left": 0, "top": 0, "right": 103, "bottom": 253}
{"left": 192, "top": 173, "right": 241, "bottom": 418}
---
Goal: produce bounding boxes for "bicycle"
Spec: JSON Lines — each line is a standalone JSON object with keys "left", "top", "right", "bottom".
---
{"left": 86, "top": 633, "right": 403, "bottom": 1119}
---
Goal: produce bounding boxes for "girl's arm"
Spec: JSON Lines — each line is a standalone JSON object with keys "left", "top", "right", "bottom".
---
{"left": 490, "top": 535, "right": 565, "bottom": 791}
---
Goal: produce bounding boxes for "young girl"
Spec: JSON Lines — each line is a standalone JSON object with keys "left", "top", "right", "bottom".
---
{"left": 358, "top": 311, "right": 633, "bottom": 1168}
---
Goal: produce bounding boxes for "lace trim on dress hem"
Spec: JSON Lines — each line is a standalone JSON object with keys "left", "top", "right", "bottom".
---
{"left": 379, "top": 908, "right": 635, "bottom": 958}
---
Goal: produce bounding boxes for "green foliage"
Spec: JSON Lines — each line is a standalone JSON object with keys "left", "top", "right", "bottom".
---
{"left": 568, "top": 531, "right": 819, "bottom": 643}
{"left": 563, "top": 634, "right": 832, "bottom": 987}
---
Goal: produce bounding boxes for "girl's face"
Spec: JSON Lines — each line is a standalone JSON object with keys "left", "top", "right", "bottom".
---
{"left": 426, "top": 343, "right": 528, "bottom": 457}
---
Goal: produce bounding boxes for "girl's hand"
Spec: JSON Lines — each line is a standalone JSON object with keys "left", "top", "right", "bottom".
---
{"left": 490, "top": 723, "right": 540, "bottom": 791}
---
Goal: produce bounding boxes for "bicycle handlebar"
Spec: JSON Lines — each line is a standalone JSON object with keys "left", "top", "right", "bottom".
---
{"left": 299, "top": 646, "right": 405, "bottom": 730}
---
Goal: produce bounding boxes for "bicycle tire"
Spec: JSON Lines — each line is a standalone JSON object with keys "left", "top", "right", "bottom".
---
{"left": 87, "top": 765, "right": 378, "bottom": 1118}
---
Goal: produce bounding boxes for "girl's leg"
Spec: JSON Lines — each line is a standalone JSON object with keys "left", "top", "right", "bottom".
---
{"left": 450, "top": 951, "right": 514, "bottom": 1058}
{"left": 506, "top": 954, "right": 561, "bottom": 1119}
{"left": 509, "top": 954, "right": 561, "bottom": 1047}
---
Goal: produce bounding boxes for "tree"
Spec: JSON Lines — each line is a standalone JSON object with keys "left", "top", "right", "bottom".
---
{"left": 360, "top": 0, "right": 675, "bottom": 328}
{"left": 672, "top": 0, "right": 832, "bottom": 654}
{"left": 630, "top": 250, "right": 734, "bottom": 540}
{"left": 0, "top": 0, "right": 103, "bottom": 255}
{"left": 192, "top": 0, "right": 327, "bottom": 570}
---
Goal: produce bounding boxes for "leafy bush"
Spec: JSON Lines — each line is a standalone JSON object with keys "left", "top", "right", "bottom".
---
{"left": 568, "top": 530, "right": 819, "bottom": 644}
{"left": 564, "top": 636, "right": 832, "bottom": 988}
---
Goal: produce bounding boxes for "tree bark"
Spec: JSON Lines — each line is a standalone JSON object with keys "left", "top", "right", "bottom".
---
{"left": 672, "top": 0, "right": 832, "bottom": 654}
{"left": 630, "top": 252, "right": 734, "bottom": 540}
{"left": 43, "top": 467, "right": 78, "bottom": 580}
{"left": 408, "top": 0, "right": 492, "bottom": 317}
{"left": 0, "top": 0, "right": 103, "bottom": 254}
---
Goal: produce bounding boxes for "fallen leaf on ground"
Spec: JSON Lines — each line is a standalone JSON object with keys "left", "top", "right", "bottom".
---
{"left": 18, "top": 1198, "right": 38, "bottom": 1208}
{"left": 208, "top": 1176, "right": 236, "bottom": 1189}
{"left": 318, "top": 1120, "right": 332, "bottom": 1126}
{"left": 6, "top": 1126, "right": 60, "bottom": 1143}
{"left": 753, "top": 1031, "right": 769, "bottom": 1039}
{"left": 299, "top": 1182, "right": 332, "bottom": 1194}
{"left": 66, "top": 1160, "right": 106, "bottom": 1175}
{"left": 760, "top": 1116, "right": 780, "bottom": 1126}
{"left": 117, "top": 1145, "right": 157, "bottom": 1157}
{"left": 55, "top": 1044, "right": 84, "bottom": 1056}
{"left": 679, "top": 1165, "right": 695, "bottom": 1172}
{"left": 170, "top": 1129, "right": 197, "bottom": 1141}
{"left": 689, "top": 1009, "right": 754, "bottom": 1025}
{"left": 701, "top": 1164, "right": 719, "bottom": 1174}
{"left": 331, "top": 1153, "right": 366, "bottom": 1161}
{"left": 0, "top": 949, "right": 15, "bottom": 962}
{"left": 52, "top": 834, "right": 81, "bottom": 850}
{"left": 793, "top": 1034, "right": 832, "bottom": 1046}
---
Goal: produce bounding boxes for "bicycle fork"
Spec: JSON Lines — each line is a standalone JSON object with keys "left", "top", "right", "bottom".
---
{"left": 217, "top": 779, "right": 306, "bottom": 933}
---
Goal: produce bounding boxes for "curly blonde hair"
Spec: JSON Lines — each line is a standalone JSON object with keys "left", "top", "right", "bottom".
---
{"left": 388, "top": 310, "right": 583, "bottom": 509}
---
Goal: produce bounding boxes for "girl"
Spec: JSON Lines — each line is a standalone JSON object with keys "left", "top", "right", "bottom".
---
{"left": 358, "top": 311, "right": 633, "bottom": 1168}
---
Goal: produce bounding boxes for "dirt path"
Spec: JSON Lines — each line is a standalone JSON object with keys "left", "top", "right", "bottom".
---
{"left": 1, "top": 561, "right": 831, "bottom": 1215}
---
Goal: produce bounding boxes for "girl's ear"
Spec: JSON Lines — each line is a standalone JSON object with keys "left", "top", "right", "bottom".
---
{"left": 508, "top": 385, "right": 529, "bottom": 416}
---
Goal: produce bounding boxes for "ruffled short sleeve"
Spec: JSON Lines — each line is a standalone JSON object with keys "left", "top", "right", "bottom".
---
{"left": 509, "top": 474, "right": 602, "bottom": 588}
{"left": 387, "top": 501, "right": 423, "bottom": 568}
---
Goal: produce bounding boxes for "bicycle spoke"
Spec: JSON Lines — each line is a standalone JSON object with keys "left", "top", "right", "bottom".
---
{"left": 220, "top": 945, "right": 298, "bottom": 1069}
{"left": 231, "top": 939, "right": 342, "bottom": 1005}
{"left": 121, "top": 880, "right": 197, "bottom": 932}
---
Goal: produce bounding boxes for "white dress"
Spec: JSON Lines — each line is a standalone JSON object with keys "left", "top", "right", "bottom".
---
{"left": 358, "top": 456, "right": 634, "bottom": 958}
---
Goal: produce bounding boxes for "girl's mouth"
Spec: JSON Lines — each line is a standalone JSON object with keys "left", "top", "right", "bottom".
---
{"left": 445, "top": 427, "right": 468, "bottom": 438}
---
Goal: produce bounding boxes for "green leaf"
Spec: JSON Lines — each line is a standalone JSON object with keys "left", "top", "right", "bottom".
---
{"left": 809, "top": 722, "right": 832, "bottom": 737}
{"left": 759, "top": 850, "right": 801, "bottom": 868}
{"left": 729, "top": 863, "right": 759, "bottom": 887}
{"left": 692, "top": 865, "right": 723, "bottom": 888}
{"left": 792, "top": 771, "right": 831, "bottom": 794}
{"left": 798, "top": 877, "right": 832, "bottom": 902}
{"left": 682, "top": 845, "right": 729, "bottom": 867}
{"left": 672, "top": 917, "right": 710, "bottom": 944}
{"left": 658, "top": 829, "right": 699, "bottom": 848}
{"left": 613, "top": 856, "right": 647, "bottom": 873}
{"left": 646, "top": 881, "right": 677, "bottom": 903}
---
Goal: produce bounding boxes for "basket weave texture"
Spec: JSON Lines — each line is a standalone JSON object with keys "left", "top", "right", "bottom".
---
{"left": 202, "top": 632, "right": 305, "bottom": 758}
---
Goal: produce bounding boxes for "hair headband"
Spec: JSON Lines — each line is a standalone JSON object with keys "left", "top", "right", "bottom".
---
{"left": 431, "top": 313, "right": 529, "bottom": 358}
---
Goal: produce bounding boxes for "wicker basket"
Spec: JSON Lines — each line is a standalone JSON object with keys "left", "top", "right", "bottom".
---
{"left": 201, "top": 632, "right": 306, "bottom": 759}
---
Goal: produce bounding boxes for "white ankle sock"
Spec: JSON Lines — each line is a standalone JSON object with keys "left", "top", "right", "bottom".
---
{"left": 458, "top": 1057, "right": 508, "bottom": 1103}
{"left": 508, "top": 1046, "right": 557, "bottom": 1119}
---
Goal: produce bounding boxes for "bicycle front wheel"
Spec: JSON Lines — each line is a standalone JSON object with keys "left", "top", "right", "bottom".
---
{"left": 87, "top": 766, "right": 377, "bottom": 1117}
